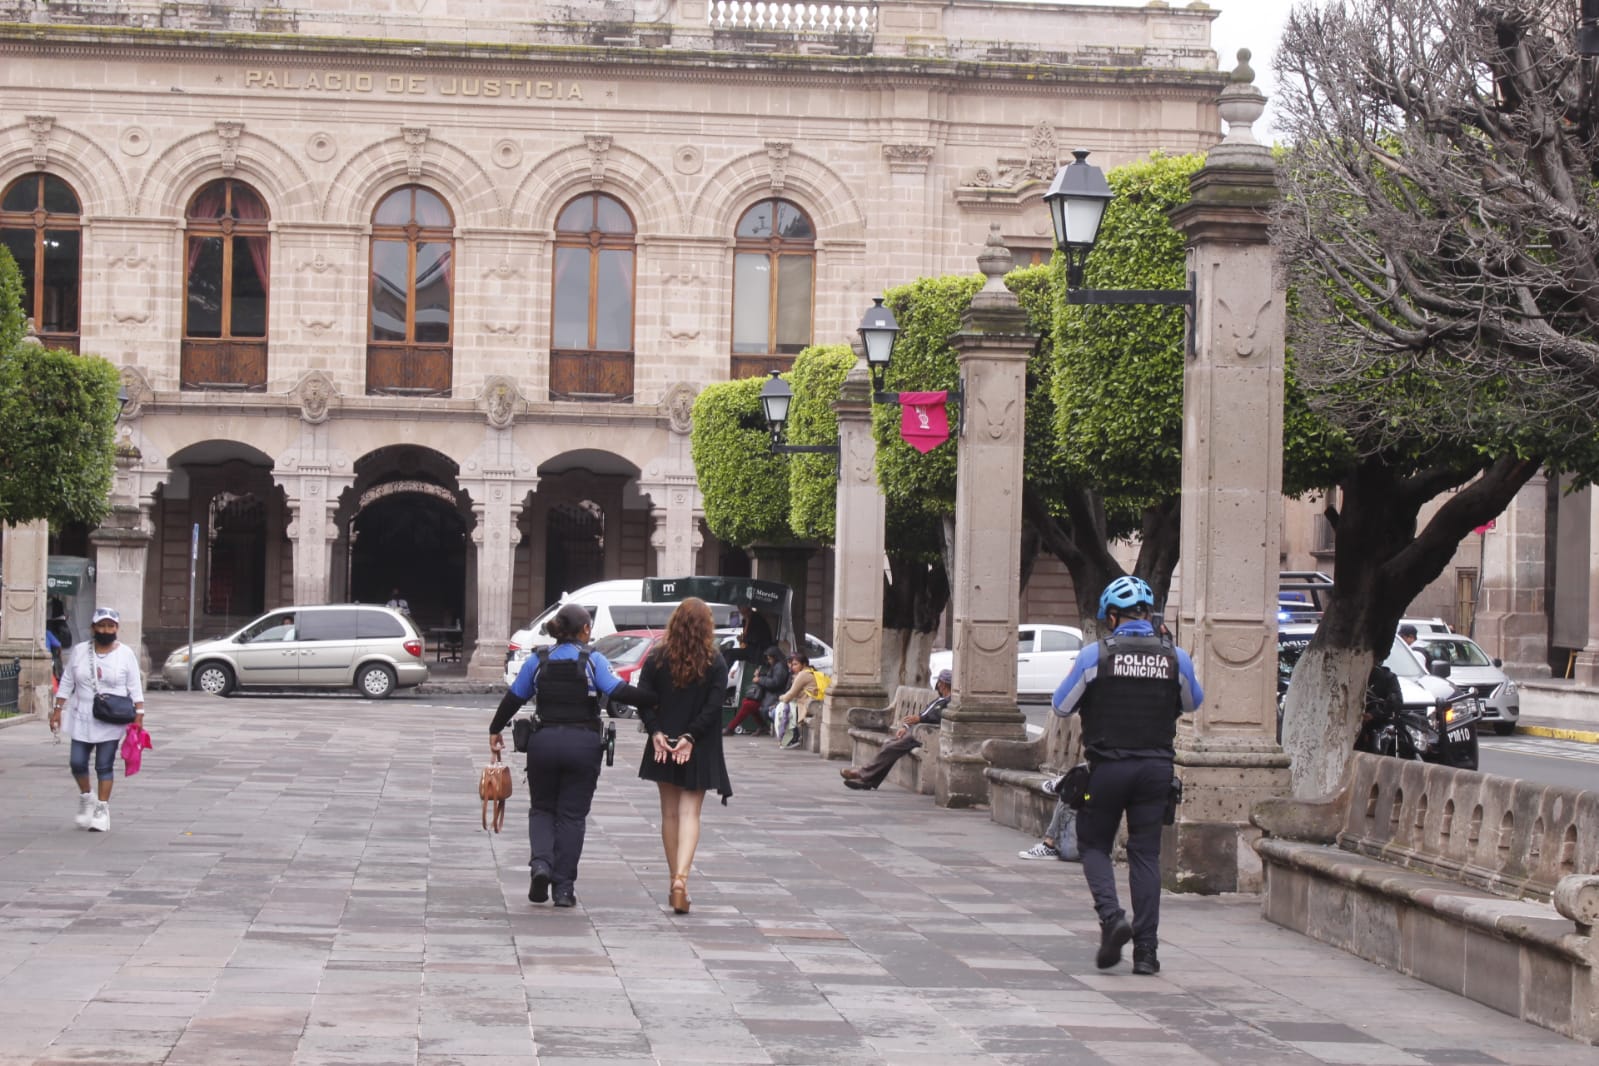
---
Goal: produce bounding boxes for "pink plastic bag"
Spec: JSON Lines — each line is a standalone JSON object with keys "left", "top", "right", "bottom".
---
{"left": 120, "top": 725, "right": 152, "bottom": 776}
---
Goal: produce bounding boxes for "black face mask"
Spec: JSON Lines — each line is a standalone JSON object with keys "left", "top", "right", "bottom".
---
{"left": 93, "top": 631, "right": 116, "bottom": 647}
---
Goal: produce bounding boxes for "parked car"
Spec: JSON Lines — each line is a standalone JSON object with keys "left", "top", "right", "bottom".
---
{"left": 1278, "top": 571, "right": 1334, "bottom": 623}
{"left": 504, "top": 579, "right": 735, "bottom": 686}
{"left": 591, "top": 629, "right": 665, "bottom": 718}
{"left": 927, "top": 623, "right": 1084, "bottom": 700}
{"left": 162, "top": 604, "right": 428, "bottom": 698}
{"left": 1411, "top": 632, "right": 1519, "bottom": 735}
{"left": 1277, "top": 623, "right": 1481, "bottom": 768}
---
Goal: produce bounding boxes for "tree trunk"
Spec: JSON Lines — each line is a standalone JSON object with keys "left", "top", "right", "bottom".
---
{"left": 1281, "top": 454, "right": 1540, "bottom": 797}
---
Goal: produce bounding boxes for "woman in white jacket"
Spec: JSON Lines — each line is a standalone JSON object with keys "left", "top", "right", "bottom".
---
{"left": 48, "top": 607, "right": 144, "bottom": 832}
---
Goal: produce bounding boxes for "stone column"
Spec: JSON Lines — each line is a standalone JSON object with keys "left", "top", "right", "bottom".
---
{"left": 644, "top": 475, "right": 703, "bottom": 579}
{"left": 1473, "top": 476, "right": 1552, "bottom": 677}
{"left": 466, "top": 476, "right": 528, "bottom": 680}
{"left": 284, "top": 473, "right": 345, "bottom": 607}
{"left": 1163, "top": 56, "right": 1292, "bottom": 894}
{"left": 89, "top": 509, "right": 155, "bottom": 672}
{"left": 934, "top": 226, "right": 1032, "bottom": 809}
{"left": 817, "top": 357, "right": 887, "bottom": 759}
{"left": 1575, "top": 489, "right": 1599, "bottom": 685}
{"left": 0, "top": 519, "right": 53, "bottom": 716}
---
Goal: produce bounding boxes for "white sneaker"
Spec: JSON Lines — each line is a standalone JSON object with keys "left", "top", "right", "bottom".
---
{"left": 88, "top": 801, "right": 110, "bottom": 833}
{"left": 1018, "top": 841, "right": 1060, "bottom": 860}
{"left": 74, "top": 792, "right": 94, "bottom": 829}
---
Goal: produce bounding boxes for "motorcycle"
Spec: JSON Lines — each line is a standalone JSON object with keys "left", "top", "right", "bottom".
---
{"left": 1356, "top": 673, "right": 1436, "bottom": 760}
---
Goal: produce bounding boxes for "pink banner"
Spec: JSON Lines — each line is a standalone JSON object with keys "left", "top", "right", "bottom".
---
{"left": 899, "top": 391, "right": 950, "bottom": 453}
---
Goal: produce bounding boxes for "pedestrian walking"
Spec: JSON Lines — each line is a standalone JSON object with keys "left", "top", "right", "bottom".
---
{"left": 634, "top": 597, "right": 733, "bottom": 914}
{"left": 1051, "top": 576, "right": 1202, "bottom": 975}
{"left": 489, "top": 603, "right": 655, "bottom": 908}
{"left": 48, "top": 607, "right": 145, "bottom": 833}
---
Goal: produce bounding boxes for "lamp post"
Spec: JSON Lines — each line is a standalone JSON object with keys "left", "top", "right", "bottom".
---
{"left": 758, "top": 371, "right": 839, "bottom": 456}
{"left": 1043, "top": 150, "right": 1196, "bottom": 356}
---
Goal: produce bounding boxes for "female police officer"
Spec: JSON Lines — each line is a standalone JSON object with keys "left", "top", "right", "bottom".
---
{"left": 489, "top": 603, "right": 655, "bottom": 908}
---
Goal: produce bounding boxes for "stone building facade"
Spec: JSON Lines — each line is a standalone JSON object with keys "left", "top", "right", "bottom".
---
{"left": 0, "top": 0, "right": 1224, "bottom": 677}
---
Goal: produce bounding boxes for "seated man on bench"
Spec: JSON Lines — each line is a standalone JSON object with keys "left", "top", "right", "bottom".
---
{"left": 841, "top": 670, "right": 952, "bottom": 791}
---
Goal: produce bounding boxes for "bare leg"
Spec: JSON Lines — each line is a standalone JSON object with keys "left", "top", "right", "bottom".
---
{"left": 97, "top": 779, "right": 113, "bottom": 802}
{"left": 73, "top": 774, "right": 91, "bottom": 794}
{"left": 672, "top": 788, "right": 706, "bottom": 880}
{"left": 657, "top": 783, "right": 681, "bottom": 874}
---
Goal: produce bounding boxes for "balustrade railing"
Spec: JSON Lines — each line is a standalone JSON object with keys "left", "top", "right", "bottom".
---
{"left": 708, "top": 1, "right": 876, "bottom": 34}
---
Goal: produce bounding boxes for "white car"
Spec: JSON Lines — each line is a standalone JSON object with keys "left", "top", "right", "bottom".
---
{"left": 927, "top": 623, "right": 1084, "bottom": 700}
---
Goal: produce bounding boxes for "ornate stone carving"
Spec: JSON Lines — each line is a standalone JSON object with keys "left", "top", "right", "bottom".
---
{"left": 492, "top": 138, "right": 522, "bottom": 169}
{"left": 293, "top": 369, "right": 339, "bottom": 424}
{"left": 301, "top": 317, "right": 335, "bottom": 336}
{"left": 402, "top": 125, "right": 429, "bottom": 179}
{"left": 673, "top": 144, "right": 702, "bottom": 175}
{"left": 766, "top": 139, "right": 791, "bottom": 192}
{"left": 119, "top": 126, "right": 150, "bottom": 157}
{"left": 882, "top": 143, "right": 933, "bottom": 174}
{"left": 478, "top": 375, "right": 522, "bottom": 428}
{"left": 117, "top": 365, "right": 153, "bottom": 419}
{"left": 1217, "top": 293, "right": 1275, "bottom": 360}
{"left": 585, "top": 133, "right": 612, "bottom": 187}
{"left": 483, "top": 257, "right": 522, "bottom": 279}
{"left": 962, "top": 121, "right": 1060, "bottom": 190}
{"left": 660, "top": 381, "right": 697, "bottom": 435}
{"left": 215, "top": 120, "right": 243, "bottom": 174}
{"left": 305, "top": 131, "right": 336, "bottom": 162}
{"left": 26, "top": 115, "right": 53, "bottom": 168}
{"left": 108, "top": 247, "right": 154, "bottom": 271}
{"left": 296, "top": 252, "right": 338, "bottom": 275}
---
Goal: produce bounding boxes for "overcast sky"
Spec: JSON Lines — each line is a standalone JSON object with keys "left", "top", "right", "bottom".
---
{"left": 1094, "top": 0, "right": 1299, "bottom": 138}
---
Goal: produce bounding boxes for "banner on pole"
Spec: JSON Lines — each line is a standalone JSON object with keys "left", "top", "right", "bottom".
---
{"left": 898, "top": 391, "right": 951, "bottom": 453}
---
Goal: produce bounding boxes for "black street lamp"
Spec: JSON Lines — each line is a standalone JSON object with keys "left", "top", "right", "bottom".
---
{"left": 116, "top": 384, "right": 130, "bottom": 417}
{"left": 759, "top": 371, "right": 839, "bottom": 456}
{"left": 1043, "top": 149, "right": 1196, "bottom": 356}
{"left": 860, "top": 297, "right": 964, "bottom": 434}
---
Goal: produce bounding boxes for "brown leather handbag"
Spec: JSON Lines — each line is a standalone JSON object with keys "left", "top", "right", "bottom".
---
{"left": 479, "top": 750, "right": 512, "bottom": 833}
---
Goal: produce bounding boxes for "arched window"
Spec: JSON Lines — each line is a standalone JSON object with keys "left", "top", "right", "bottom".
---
{"left": 550, "top": 192, "right": 635, "bottom": 402}
{"left": 368, "top": 185, "right": 454, "bottom": 395}
{"left": 731, "top": 198, "right": 814, "bottom": 379}
{"left": 183, "top": 179, "right": 270, "bottom": 390}
{"left": 0, "top": 173, "right": 82, "bottom": 352}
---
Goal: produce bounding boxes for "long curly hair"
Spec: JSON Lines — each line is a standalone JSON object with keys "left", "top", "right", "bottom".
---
{"left": 657, "top": 597, "right": 718, "bottom": 688}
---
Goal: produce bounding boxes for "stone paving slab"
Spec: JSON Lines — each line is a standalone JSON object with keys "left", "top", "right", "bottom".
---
{"left": 0, "top": 693, "right": 1587, "bottom": 1065}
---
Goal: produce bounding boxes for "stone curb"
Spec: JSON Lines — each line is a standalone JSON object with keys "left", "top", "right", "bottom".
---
{"left": 1516, "top": 723, "right": 1599, "bottom": 745}
{"left": 0, "top": 711, "right": 38, "bottom": 731}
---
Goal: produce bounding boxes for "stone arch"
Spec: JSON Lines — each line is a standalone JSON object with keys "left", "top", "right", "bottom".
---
{"left": 0, "top": 121, "right": 131, "bottom": 214}
{"left": 137, "top": 129, "right": 317, "bottom": 220}
{"left": 510, "top": 142, "right": 683, "bottom": 234}
{"left": 322, "top": 132, "right": 504, "bottom": 226}
{"left": 689, "top": 147, "right": 864, "bottom": 240}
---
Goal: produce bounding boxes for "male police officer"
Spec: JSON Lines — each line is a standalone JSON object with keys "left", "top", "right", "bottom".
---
{"left": 1051, "top": 576, "right": 1203, "bottom": 975}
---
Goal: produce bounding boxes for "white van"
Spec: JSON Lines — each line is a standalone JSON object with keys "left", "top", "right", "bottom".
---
{"left": 503, "top": 580, "right": 737, "bottom": 686}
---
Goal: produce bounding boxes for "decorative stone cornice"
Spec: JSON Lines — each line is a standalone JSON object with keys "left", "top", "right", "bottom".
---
{"left": 882, "top": 143, "right": 934, "bottom": 175}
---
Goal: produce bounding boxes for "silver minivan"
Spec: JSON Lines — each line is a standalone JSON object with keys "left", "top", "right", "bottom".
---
{"left": 163, "top": 605, "right": 429, "bottom": 698}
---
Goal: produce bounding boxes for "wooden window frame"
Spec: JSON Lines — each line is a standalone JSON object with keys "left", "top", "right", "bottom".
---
{"left": 0, "top": 172, "right": 82, "bottom": 353}
{"left": 549, "top": 192, "right": 636, "bottom": 403}
{"left": 182, "top": 179, "right": 270, "bottom": 391}
{"left": 730, "top": 197, "right": 816, "bottom": 380}
{"left": 367, "top": 185, "right": 456, "bottom": 396}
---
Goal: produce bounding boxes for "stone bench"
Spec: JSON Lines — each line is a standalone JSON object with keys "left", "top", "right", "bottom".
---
{"left": 845, "top": 685, "right": 938, "bottom": 794}
{"left": 981, "top": 711, "right": 1083, "bottom": 837}
{"left": 1253, "top": 752, "right": 1599, "bottom": 1044}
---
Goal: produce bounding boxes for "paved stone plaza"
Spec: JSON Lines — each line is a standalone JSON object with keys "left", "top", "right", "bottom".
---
{"left": 0, "top": 694, "right": 1587, "bottom": 1066}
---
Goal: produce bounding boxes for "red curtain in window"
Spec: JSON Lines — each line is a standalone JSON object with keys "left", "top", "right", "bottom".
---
{"left": 232, "top": 188, "right": 270, "bottom": 298}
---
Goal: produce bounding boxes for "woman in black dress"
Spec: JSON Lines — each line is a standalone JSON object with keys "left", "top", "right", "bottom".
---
{"left": 636, "top": 597, "right": 732, "bottom": 914}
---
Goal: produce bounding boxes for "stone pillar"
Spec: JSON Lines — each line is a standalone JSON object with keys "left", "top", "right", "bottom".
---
{"left": 466, "top": 476, "right": 528, "bottom": 680}
{"left": 1163, "top": 56, "right": 1292, "bottom": 894}
{"left": 935, "top": 226, "right": 1032, "bottom": 809}
{"left": 1474, "top": 476, "right": 1552, "bottom": 677}
{"left": 89, "top": 510, "right": 155, "bottom": 672}
{"left": 817, "top": 357, "right": 887, "bottom": 759}
{"left": 644, "top": 475, "right": 703, "bottom": 579}
{"left": 0, "top": 519, "right": 53, "bottom": 716}
{"left": 1575, "top": 489, "right": 1599, "bottom": 684}
{"left": 284, "top": 474, "right": 345, "bottom": 608}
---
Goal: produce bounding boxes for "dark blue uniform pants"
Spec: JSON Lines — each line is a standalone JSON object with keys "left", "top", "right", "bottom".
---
{"left": 1074, "top": 756, "right": 1170, "bottom": 949}
{"left": 526, "top": 724, "right": 603, "bottom": 891}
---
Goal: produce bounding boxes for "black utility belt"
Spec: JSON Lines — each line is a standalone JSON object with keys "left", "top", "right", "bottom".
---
{"left": 537, "top": 719, "right": 602, "bottom": 733}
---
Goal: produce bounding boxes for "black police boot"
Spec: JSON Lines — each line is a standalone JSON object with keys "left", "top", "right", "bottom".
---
{"left": 528, "top": 862, "right": 552, "bottom": 904}
{"left": 1132, "top": 944, "right": 1160, "bottom": 976}
{"left": 552, "top": 885, "right": 577, "bottom": 908}
{"left": 1095, "top": 915, "right": 1133, "bottom": 970}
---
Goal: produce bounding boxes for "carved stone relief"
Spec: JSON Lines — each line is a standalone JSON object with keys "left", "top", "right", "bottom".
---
{"left": 305, "top": 131, "right": 337, "bottom": 162}
{"left": 660, "top": 381, "right": 697, "bottom": 435}
{"left": 586, "top": 133, "right": 612, "bottom": 187}
{"left": 215, "top": 120, "right": 243, "bottom": 174}
{"left": 26, "top": 115, "right": 53, "bottom": 168}
{"left": 492, "top": 138, "right": 522, "bottom": 169}
{"left": 402, "top": 125, "right": 429, "bottom": 179}
{"left": 478, "top": 376, "right": 522, "bottom": 428}
{"left": 963, "top": 121, "right": 1060, "bottom": 189}
{"left": 118, "top": 365, "right": 153, "bottom": 419}
{"left": 673, "top": 144, "right": 703, "bottom": 175}
{"left": 882, "top": 143, "right": 934, "bottom": 174}
{"left": 766, "top": 140, "right": 791, "bottom": 192}
{"left": 119, "top": 126, "right": 150, "bottom": 156}
{"left": 293, "top": 369, "right": 339, "bottom": 424}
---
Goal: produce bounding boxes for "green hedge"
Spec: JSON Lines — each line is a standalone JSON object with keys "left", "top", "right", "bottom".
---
{"left": 786, "top": 344, "right": 856, "bottom": 541}
{"left": 690, "top": 375, "right": 791, "bottom": 547}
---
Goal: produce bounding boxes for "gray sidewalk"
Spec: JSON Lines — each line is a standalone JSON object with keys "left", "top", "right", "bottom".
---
{"left": 0, "top": 694, "right": 1586, "bottom": 1066}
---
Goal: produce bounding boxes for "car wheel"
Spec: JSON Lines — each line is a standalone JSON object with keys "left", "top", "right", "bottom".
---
{"left": 192, "top": 662, "right": 234, "bottom": 697}
{"left": 357, "top": 663, "right": 396, "bottom": 699}
{"left": 1494, "top": 721, "right": 1516, "bottom": 737}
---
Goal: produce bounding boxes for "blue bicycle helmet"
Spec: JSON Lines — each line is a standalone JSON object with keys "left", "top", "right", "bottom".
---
{"left": 1097, "top": 575, "right": 1154, "bottom": 621}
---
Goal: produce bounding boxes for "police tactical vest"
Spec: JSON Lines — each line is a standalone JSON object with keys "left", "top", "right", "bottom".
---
{"left": 1079, "top": 633, "right": 1181, "bottom": 752}
{"left": 534, "top": 649, "right": 599, "bottom": 725}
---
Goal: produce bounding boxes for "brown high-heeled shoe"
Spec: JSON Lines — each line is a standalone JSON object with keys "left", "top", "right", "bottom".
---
{"left": 669, "top": 873, "right": 691, "bottom": 914}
